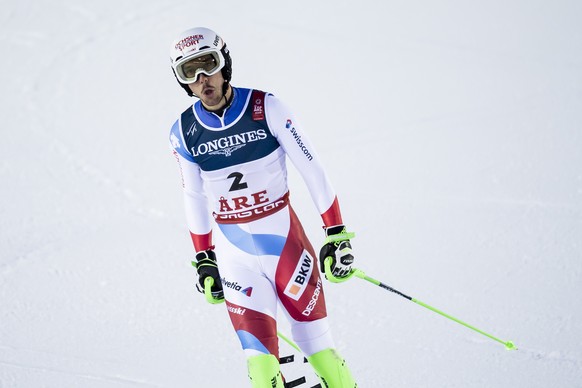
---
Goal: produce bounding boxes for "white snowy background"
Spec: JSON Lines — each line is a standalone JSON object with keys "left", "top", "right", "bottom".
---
{"left": 1, "top": 0, "right": 581, "bottom": 387}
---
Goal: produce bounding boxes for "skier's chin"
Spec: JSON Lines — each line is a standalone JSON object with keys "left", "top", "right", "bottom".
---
{"left": 203, "top": 96, "right": 224, "bottom": 110}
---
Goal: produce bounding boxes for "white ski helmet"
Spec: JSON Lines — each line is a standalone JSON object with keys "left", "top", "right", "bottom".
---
{"left": 169, "top": 27, "right": 232, "bottom": 96}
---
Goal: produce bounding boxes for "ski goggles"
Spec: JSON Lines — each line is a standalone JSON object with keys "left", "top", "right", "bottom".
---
{"left": 173, "top": 50, "right": 224, "bottom": 84}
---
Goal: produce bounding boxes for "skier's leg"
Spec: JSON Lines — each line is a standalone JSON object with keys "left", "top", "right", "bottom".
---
{"left": 214, "top": 224, "right": 284, "bottom": 387}
{"left": 221, "top": 275, "right": 283, "bottom": 387}
{"left": 266, "top": 206, "right": 356, "bottom": 387}
{"left": 283, "top": 317, "right": 355, "bottom": 387}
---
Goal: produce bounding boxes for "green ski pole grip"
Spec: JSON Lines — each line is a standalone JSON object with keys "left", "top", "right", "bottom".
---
{"left": 204, "top": 276, "right": 224, "bottom": 305}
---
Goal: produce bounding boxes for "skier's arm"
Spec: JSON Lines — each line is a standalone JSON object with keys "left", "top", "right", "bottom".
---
{"left": 169, "top": 122, "right": 213, "bottom": 251}
{"left": 265, "top": 96, "right": 356, "bottom": 280}
{"left": 171, "top": 144, "right": 223, "bottom": 301}
{"left": 264, "top": 95, "right": 342, "bottom": 227}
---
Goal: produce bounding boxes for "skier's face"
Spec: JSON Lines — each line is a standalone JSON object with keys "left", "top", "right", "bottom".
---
{"left": 188, "top": 72, "right": 227, "bottom": 110}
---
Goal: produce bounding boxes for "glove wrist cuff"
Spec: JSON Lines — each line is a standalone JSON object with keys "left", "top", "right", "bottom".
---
{"left": 195, "top": 248, "right": 217, "bottom": 262}
{"left": 324, "top": 224, "right": 346, "bottom": 236}
{"left": 323, "top": 224, "right": 355, "bottom": 243}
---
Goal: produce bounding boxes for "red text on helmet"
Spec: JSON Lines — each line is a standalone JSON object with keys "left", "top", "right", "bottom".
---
{"left": 175, "top": 34, "right": 204, "bottom": 51}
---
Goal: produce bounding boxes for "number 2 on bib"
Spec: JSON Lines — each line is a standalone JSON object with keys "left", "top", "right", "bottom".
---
{"left": 227, "top": 172, "right": 248, "bottom": 192}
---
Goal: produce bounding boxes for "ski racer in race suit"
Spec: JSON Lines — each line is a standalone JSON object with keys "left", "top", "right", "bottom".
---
{"left": 169, "top": 27, "right": 357, "bottom": 387}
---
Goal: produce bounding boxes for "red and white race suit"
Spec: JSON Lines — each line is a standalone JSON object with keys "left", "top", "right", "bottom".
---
{"left": 170, "top": 87, "right": 344, "bottom": 358}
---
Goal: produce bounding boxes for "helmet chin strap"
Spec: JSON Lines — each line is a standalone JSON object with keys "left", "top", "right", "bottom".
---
{"left": 217, "top": 83, "right": 233, "bottom": 114}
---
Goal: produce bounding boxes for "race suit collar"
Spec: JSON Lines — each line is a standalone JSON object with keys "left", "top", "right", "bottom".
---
{"left": 194, "top": 87, "right": 250, "bottom": 128}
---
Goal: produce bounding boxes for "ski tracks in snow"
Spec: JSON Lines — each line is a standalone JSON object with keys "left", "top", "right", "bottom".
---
{"left": 513, "top": 345, "right": 582, "bottom": 370}
{"left": 0, "top": 345, "right": 160, "bottom": 387}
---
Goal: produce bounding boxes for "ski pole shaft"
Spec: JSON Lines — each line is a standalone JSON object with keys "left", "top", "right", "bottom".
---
{"left": 352, "top": 269, "right": 516, "bottom": 350}
{"left": 277, "top": 331, "right": 301, "bottom": 352}
{"left": 323, "top": 259, "right": 515, "bottom": 350}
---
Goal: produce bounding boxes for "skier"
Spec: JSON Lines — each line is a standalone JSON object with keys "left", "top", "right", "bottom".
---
{"left": 168, "top": 27, "right": 357, "bottom": 388}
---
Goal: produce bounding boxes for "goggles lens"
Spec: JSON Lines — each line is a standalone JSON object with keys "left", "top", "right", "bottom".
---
{"left": 175, "top": 52, "right": 222, "bottom": 84}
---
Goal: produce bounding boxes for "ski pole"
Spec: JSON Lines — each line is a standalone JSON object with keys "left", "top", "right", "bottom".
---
{"left": 277, "top": 330, "right": 301, "bottom": 352}
{"left": 323, "top": 259, "right": 517, "bottom": 350}
{"left": 203, "top": 277, "right": 225, "bottom": 304}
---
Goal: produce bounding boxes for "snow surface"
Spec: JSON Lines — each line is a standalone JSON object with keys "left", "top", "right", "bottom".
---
{"left": 1, "top": 0, "right": 582, "bottom": 387}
